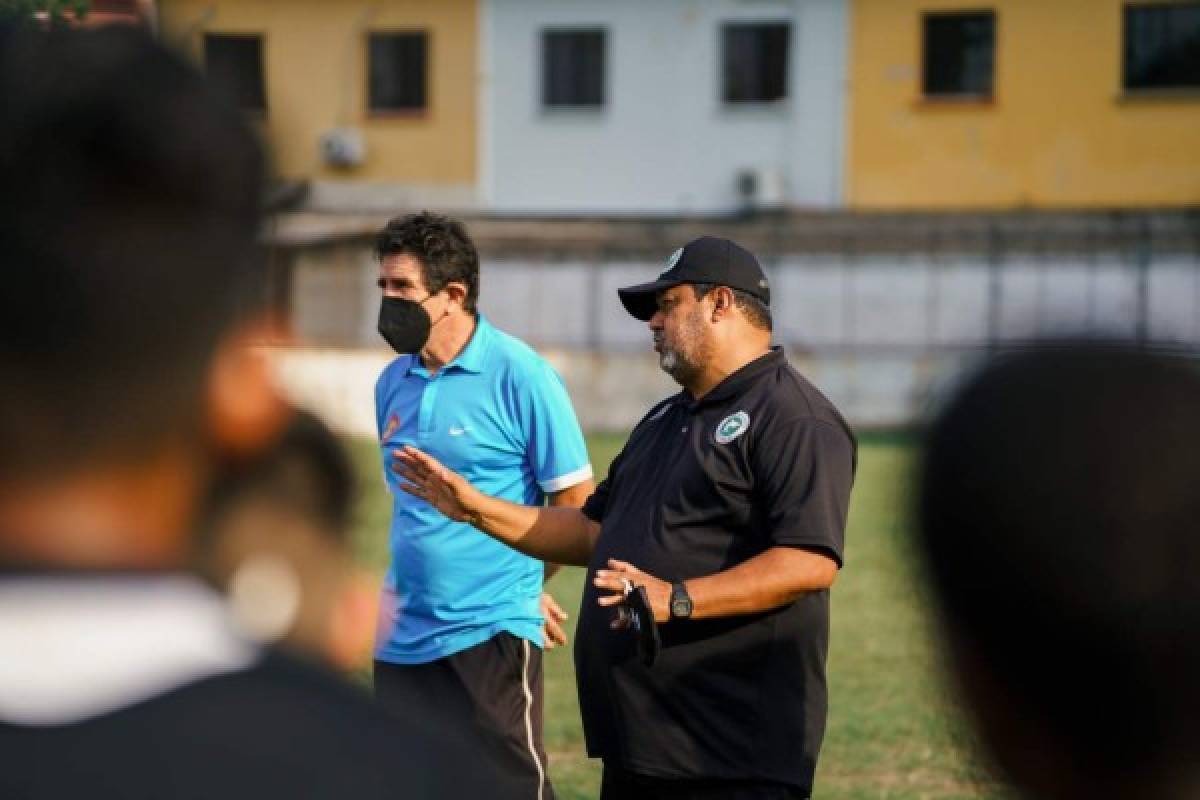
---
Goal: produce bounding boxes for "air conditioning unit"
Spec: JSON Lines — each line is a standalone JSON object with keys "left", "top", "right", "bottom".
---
{"left": 319, "top": 128, "right": 366, "bottom": 168}
{"left": 735, "top": 167, "right": 786, "bottom": 211}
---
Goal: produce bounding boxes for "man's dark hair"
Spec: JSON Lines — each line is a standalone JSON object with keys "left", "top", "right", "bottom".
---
{"left": 692, "top": 283, "right": 772, "bottom": 331}
{"left": 917, "top": 342, "right": 1200, "bottom": 796}
{"left": 0, "top": 24, "right": 266, "bottom": 479}
{"left": 374, "top": 211, "right": 480, "bottom": 314}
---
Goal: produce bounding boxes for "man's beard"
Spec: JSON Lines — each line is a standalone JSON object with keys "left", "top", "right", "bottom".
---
{"left": 657, "top": 312, "right": 707, "bottom": 387}
{"left": 659, "top": 347, "right": 684, "bottom": 379}
{"left": 660, "top": 347, "right": 703, "bottom": 387}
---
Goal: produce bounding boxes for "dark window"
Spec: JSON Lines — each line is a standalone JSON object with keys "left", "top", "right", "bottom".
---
{"left": 1124, "top": 3, "right": 1200, "bottom": 90}
{"left": 722, "top": 23, "right": 790, "bottom": 104}
{"left": 368, "top": 32, "right": 428, "bottom": 112}
{"left": 204, "top": 34, "right": 266, "bottom": 112}
{"left": 542, "top": 29, "right": 606, "bottom": 108}
{"left": 922, "top": 12, "right": 996, "bottom": 98}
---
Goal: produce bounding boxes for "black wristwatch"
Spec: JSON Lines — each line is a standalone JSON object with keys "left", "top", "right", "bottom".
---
{"left": 669, "top": 581, "right": 693, "bottom": 620}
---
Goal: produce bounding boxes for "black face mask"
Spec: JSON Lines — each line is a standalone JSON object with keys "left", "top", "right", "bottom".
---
{"left": 378, "top": 296, "right": 433, "bottom": 355}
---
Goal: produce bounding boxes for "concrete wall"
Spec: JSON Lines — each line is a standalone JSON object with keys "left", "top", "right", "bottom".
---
{"left": 265, "top": 347, "right": 897, "bottom": 439}
{"left": 266, "top": 343, "right": 1017, "bottom": 437}
{"left": 849, "top": 0, "right": 1200, "bottom": 208}
{"left": 482, "top": 0, "right": 848, "bottom": 213}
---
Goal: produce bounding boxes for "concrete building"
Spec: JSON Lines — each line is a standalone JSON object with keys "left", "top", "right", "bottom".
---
{"left": 141, "top": 1, "right": 1198, "bottom": 432}
{"left": 157, "top": 0, "right": 479, "bottom": 211}
{"left": 848, "top": 0, "right": 1200, "bottom": 208}
{"left": 482, "top": 0, "right": 849, "bottom": 214}
{"left": 154, "top": 1, "right": 1200, "bottom": 214}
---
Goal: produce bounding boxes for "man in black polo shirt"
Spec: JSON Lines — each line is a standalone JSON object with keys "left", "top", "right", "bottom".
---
{"left": 396, "top": 236, "right": 857, "bottom": 799}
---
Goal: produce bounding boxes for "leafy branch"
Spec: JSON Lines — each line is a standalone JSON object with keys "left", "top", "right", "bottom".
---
{"left": 0, "top": 0, "right": 91, "bottom": 27}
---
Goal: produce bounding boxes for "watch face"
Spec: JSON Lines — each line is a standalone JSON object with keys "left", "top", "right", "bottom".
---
{"left": 670, "top": 583, "right": 692, "bottom": 619}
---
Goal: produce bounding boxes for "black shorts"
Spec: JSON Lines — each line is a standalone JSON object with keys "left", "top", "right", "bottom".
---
{"left": 375, "top": 632, "right": 554, "bottom": 800}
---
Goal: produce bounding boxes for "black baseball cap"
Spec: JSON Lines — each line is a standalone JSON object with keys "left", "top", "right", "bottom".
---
{"left": 617, "top": 236, "right": 770, "bottom": 321}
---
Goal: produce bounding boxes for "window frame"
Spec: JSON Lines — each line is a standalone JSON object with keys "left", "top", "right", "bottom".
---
{"left": 540, "top": 27, "right": 608, "bottom": 111}
{"left": 366, "top": 29, "right": 431, "bottom": 118}
{"left": 203, "top": 32, "right": 268, "bottom": 115}
{"left": 719, "top": 20, "right": 792, "bottom": 107}
{"left": 919, "top": 9, "right": 998, "bottom": 104}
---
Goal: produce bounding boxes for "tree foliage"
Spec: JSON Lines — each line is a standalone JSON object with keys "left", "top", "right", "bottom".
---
{"left": 0, "top": 0, "right": 91, "bottom": 27}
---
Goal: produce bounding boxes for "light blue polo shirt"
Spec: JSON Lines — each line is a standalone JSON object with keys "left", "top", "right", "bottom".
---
{"left": 374, "top": 315, "right": 592, "bottom": 664}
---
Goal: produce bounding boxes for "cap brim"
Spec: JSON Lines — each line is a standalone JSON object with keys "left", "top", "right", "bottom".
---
{"left": 617, "top": 278, "right": 680, "bottom": 321}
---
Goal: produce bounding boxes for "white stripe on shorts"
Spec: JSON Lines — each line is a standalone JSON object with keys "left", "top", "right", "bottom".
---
{"left": 521, "top": 639, "right": 546, "bottom": 800}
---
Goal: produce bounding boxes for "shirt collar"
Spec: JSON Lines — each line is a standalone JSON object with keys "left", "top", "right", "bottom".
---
{"left": 0, "top": 573, "right": 258, "bottom": 726}
{"left": 688, "top": 346, "right": 786, "bottom": 411}
{"left": 452, "top": 314, "right": 490, "bottom": 374}
{"left": 405, "top": 314, "right": 491, "bottom": 377}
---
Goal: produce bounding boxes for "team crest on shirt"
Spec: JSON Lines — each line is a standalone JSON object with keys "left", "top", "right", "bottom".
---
{"left": 714, "top": 411, "right": 750, "bottom": 444}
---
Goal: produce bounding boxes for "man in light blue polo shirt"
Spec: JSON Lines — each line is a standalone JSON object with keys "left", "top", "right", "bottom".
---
{"left": 371, "top": 212, "right": 593, "bottom": 799}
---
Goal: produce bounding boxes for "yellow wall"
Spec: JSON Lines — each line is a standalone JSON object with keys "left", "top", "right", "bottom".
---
{"left": 848, "top": 0, "right": 1200, "bottom": 208}
{"left": 158, "top": 0, "right": 477, "bottom": 185}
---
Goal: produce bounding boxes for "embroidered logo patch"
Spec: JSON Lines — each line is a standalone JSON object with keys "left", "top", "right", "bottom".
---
{"left": 714, "top": 411, "right": 750, "bottom": 444}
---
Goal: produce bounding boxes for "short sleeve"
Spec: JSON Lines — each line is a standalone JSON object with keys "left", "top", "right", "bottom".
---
{"left": 753, "top": 418, "right": 855, "bottom": 567}
{"left": 517, "top": 361, "right": 593, "bottom": 493}
{"left": 580, "top": 478, "right": 609, "bottom": 523}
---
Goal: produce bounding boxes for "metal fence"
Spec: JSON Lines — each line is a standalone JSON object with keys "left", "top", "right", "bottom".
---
{"left": 478, "top": 245, "right": 1200, "bottom": 356}
{"left": 276, "top": 212, "right": 1200, "bottom": 427}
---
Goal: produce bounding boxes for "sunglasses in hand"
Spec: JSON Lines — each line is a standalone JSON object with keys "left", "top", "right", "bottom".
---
{"left": 616, "top": 585, "right": 661, "bottom": 667}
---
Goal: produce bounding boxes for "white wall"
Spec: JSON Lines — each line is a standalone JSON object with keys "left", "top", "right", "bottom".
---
{"left": 481, "top": 0, "right": 848, "bottom": 214}
{"left": 265, "top": 347, "right": 920, "bottom": 436}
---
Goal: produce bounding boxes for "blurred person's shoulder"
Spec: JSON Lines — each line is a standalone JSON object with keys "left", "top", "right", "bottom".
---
{"left": 149, "top": 649, "right": 495, "bottom": 796}
{"left": 0, "top": 646, "right": 496, "bottom": 799}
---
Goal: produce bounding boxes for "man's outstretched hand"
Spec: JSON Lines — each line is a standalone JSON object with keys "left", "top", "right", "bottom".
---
{"left": 397, "top": 447, "right": 572, "bottom": 647}
{"left": 392, "top": 446, "right": 480, "bottom": 524}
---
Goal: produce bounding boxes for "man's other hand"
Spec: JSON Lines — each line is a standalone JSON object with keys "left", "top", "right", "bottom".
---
{"left": 540, "top": 592, "right": 569, "bottom": 650}
{"left": 594, "top": 559, "right": 671, "bottom": 623}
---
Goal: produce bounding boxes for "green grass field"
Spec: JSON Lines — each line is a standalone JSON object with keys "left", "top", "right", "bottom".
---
{"left": 345, "top": 433, "right": 1013, "bottom": 799}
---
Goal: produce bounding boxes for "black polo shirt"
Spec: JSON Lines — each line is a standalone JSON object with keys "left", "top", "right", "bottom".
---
{"left": 575, "top": 348, "right": 856, "bottom": 792}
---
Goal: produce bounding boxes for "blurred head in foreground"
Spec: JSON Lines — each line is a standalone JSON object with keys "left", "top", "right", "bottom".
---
{"left": 917, "top": 343, "right": 1200, "bottom": 799}
{"left": 0, "top": 30, "right": 513, "bottom": 799}
{"left": 0, "top": 22, "right": 286, "bottom": 568}
{"left": 197, "top": 411, "right": 377, "bottom": 670}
